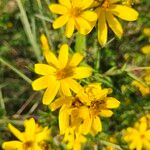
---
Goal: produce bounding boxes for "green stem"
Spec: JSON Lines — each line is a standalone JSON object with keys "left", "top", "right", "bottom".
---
{"left": 16, "top": 0, "right": 41, "bottom": 62}
{"left": 37, "top": 0, "right": 54, "bottom": 50}
{"left": 100, "top": 140, "right": 123, "bottom": 150}
{"left": 0, "top": 89, "right": 6, "bottom": 114}
{"left": 0, "top": 57, "right": 32, "bottom": 84}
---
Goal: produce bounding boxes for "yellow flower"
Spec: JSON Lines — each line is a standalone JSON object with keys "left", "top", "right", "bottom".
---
{"left": 141, "top": 27, "right": 150, "bottom": 54}
{"left": 50, "top": 83, "right": 120, "bottom": 135}
{"left": 124, "top": 115, "right": 150, "bottom": 150}
{"left": 143, "top": 28, "right": 150, "bottom": 36}
{"left": 63, "top": 127, "right": 86, "bottom": 150}
{"left": 2, "top": 118, "right": 51, "bottom": 150}
{"left": 32, "top": 44, "right": 92, "bottom": 105}
{"left": 77, "top": 83, "right": 120, "bottom": 135}
{"left": 141, "top": 45, "right": 150, "bottom": 54}
{"left": 132, "top": 80, "right": 150, "bottom": 96}
{"left": 49, "top": 0, "right": 97, "bottom": 38}
{"left": 95, "top": 0, "right": 139, "bottom": 46}
{"left": 132, "top": 69, "right": 150, "bottom": 96}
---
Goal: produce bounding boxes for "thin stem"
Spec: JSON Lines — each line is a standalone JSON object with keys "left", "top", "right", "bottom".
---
{"left": 0, "top": 89, "right": 6, "bottom": 114}
{"left": 16, "top": 0, "right": 41, "bottom": 62}
{"left": 0, "top": 57, "right": 32, "bottom": 84}
{"left": 37, "top": 0, "right": 54, "bottom": 50}
{"left": 126, "top": 66, "right": 150, "bottom": 71}
{"left": 100, "top": 140, "right": 123, "bottom": 150}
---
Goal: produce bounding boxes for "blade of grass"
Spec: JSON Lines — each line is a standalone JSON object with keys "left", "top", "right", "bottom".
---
{"left": 36, "top": 0, "right": 54, "bottom": 50}
{"left": 0, "top": 57, "right": 32, "bottom": 84}
{"left": 0, "top": 89, "right": 6, "bottom": 115}
{"left": 16, "top": 0, "right": 41, "bottom": 62}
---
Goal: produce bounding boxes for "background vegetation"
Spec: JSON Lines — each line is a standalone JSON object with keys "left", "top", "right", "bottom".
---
{"left": 0, "top": 0, "right": 150, "bottom": 149}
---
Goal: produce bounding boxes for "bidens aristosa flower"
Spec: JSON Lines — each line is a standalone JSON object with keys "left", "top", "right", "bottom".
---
{"left": 49, "top": 0, "right": 97, "bottom": 38}
{"left": 2, "top": 118, "right": 50, "bottom": 150}
{"left": 32, "top": 44, "right": 92, "bottom": 105}
{"left": 95, "top": 0, "right": 139, "bottom": 46}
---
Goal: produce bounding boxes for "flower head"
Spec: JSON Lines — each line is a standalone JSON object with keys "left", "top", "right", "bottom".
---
{"left": 95, "top": 0, "right": 139, "bottom": 46}
{"left": 132, "top": 69, "right": 150, "bottom": 96}
{"left": 50, "top": 83, "right": 120, "bottom": 135}
{"left": 124, "top": 115, "right": 150, "bottom": 150}
{"left": 77, "top": 83, "right": 120, "bottom": 135}
{"left": 49, "top": 0, "right": 97, "bottom": 38}
{"left": 32, "top": 44, "right": 92, "bottom": 105}
{"left": 2, "top": 118, "right": 51, "bottom": 150}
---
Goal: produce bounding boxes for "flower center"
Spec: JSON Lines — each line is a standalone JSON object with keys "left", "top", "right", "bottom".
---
{"left": 56, "top": 67, "right": 74, "bottom": 80}
{"left": 72, "top": 97, "right": 84, "bottom": 107}
{"left": 23, "top": 141, "right": 33, "bottom": 149}
{"left": 102, "top": 0, "right": 110, "bottom": 8}
{"left": 70, "top": 7, "right": 82, "bottom": 17}
{"left": 141, "top": 134, "right": 145, "bottom": 139}
{"left": 38, "top": 141, "right": 50, "bottom": 150}
{"left": 90, "top": 100, "right": 106, "bottom": 116}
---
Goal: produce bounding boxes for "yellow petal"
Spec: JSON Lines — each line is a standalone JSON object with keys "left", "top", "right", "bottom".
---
{"left": 66, "top": 78, "right": 83, "bottom": 93}
{"left": 143, "top": 28, "right": 150, "bottom": 36}
{"left": 40, "top": 34, "right": 50, "bottom": 52}
{"left": 97, "top": 8, "right": 107, "bottom": 46}
{"left": 50, "top": 97, "right": 69, "bottom": 111}
{"left": 75, "top": 17, "right": 93, "bottom": 35}
{"left": 106, "top": 12, "right": 123, "bottom": 39}
{"left": 69, "top": 53, "right": 84, "bottom": 67}
{"left": 73, "top": 66, "right": 92, "bottom": 79}
{"left": 141, "top": 45, "right": 150, "bottom": 54}
{"left": 24, "top": 118, "right": 36, "bottom": 141}
{"left": 110, "top": 0, "right": 121, "bottom": 4}
{"left": 81, "top": 11, "right": 97, "bottom": 21}
{"left": 78, "top": 106, "right": 89, "bottom": 119}
{"left": 100, "top": 110, "right": 113, "bottom": 117}
{"left": 139, "top": 120, "right": 147, "bottom": 132}
{"left": 106, "top": 97, "right": 120, "bottom": 108}
{"left": 72, "top": 0, "right": 93, "bottom": 9}
{"left": 53, "top": 15, "right": 69, "bottom": 29}
{"left": 109, "top": 5, "right": 139, "bottom": 21}
{"left": 92, "top": 116, "right": 102, "bottom": 134}
{"left": 8, "top": 124, "right": 24, "bottom": 141}
{"left": 58, "top": 44, "right": 69, "bottom": 68}
{"left": 65, "top": 18, "right": 75, "bottom": 38}
{"left": 80, "top": 118, "right": 92, "bottom": 135}
{"left": 59, "top": 106, "right": 70, "bottom": 134}
{"left": 44, "top": 51, "right": 60, "bottom": 68}
{"left": 49, "top": 4, "right": 68, "bottom": 14}
{"left": 34, "top": 64, "right": 56, "bottom": 75}
{"left": 43, "top": 80, "right": 60, "bottom": 105}
{"left": 60, "top": 79, "right": 71, "bottom": 96}
{"left": 59, "top": 0, "right": 71, "bottom": 8}
{"left": 32, "top": 75, "right": 52, "bottom": 91}
{"left": 2, "top": 141, "right": 22, "bottom": 149}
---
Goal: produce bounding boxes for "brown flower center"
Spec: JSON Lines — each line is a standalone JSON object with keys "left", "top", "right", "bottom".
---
{"left": 141, "top": 134, "right": 145, "bottom": 139}
{"left": 23, "top": 141, "right": 33, "bottom": 149}
{"left": 56, "top": 67, "right": 74, "bottom": 80}
{"left": 70, "top": 7, "right": 82, "bottom": 17}
{"left": 90, "top": 100, "right": 106, "bottom": 116}
{"left": 102, "top": 0, "right": 110, "bottom": 8}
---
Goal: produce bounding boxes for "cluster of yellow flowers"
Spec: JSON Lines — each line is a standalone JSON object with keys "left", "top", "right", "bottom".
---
{"left": 31, "top": 34, "right": 120, "bottom": 149}
{"left": 124, "top": 114, "right": 150, "bottom": 150}
{"left": 2, "top": 0, "right": 143, "bottom": 150}
{"left": 49, "top": 0, "right": 139, "bottom": 46}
